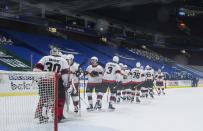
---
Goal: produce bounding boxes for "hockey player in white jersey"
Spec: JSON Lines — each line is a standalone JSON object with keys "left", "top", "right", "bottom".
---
{"left": 144, "top": 65, "right": 154, "bottom": 98}
{"left": 63, "top": 54, "right": 81, "bottom": 113}
{"left": 34, "top": 48, "right": 70, "bottom": 123}
{"left": 131, "top": 62, "right": 145, "bottom": 103}
{"left": 85, "top": 56, "right": 104, "bottom": 111}
{"left": 116, "top": 63, "right": 123, "bottom": 103}
{"left": 155, "top": 69, "right": 165, "bottom": 95}
{"left": 101, "top": 56, "right": 122, "bottom": 110}
{"left": 121, "top": 65, "right": 132, "bottom": 102}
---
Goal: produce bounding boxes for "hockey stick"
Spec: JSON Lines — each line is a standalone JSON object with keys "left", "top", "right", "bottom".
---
{"left": 80, "top": 97, "right": 89, "bottom": 107}
{"left": 78, "top": 61, "right": 86, "bottom": 116}
{"left": 107, "top": 88, "right": 110, "bottom": 103}
{"left": 83, "top": 66, "right": 86, "bottom": 99}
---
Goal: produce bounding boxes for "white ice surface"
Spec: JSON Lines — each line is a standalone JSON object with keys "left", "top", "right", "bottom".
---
{"left": 1, "top": 87, "right": 203, "bottom": 131}
{"left": 60, "top": 87, "right": 203, "bottom": 131}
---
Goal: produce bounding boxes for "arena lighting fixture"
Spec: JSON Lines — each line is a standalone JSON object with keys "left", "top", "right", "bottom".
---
{"left": 142, "top": 45, "right": 146, "bottom": 49}
{"left": 48, "top": 27, "right": 57, "bottom": 33}
{"left": 181, "top": 49, "right": 186, "bottom": 54}
{"left": 101, "top": 37, "right": 107, "bottom": 43}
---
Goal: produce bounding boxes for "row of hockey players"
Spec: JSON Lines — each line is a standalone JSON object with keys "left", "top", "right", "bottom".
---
{"left": 85, "top": 56, "right": 166, "bottom": 112}
{"left": 33, "top": 48, "right": 165, "bottom": 123}
{"left": 116, "top": 62, "right": 165, "bottom": 104}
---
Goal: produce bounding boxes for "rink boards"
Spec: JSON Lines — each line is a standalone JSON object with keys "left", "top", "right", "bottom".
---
{"left": 0, "top": 79, "right": 203, "bottom": 97}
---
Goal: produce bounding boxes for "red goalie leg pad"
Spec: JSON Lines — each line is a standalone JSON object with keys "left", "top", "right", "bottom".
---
{"left": 58, "top": 97, "right": 65, "bottom": 117}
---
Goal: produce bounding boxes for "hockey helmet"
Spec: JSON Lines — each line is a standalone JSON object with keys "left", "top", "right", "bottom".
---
{"left": 113, "top": 56, "right": 119, "bottom": 63}
{"left": 136, "top": 62, "right": 141, "bottom": 68}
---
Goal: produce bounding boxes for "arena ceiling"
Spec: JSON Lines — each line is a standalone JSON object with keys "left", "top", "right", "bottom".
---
{"left": 1, "top": 0, "right": 203, "bottom": 47}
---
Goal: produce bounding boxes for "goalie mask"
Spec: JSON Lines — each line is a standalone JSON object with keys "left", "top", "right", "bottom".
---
{"left": 50, "top": 48, "right": 59, "bottom": 56}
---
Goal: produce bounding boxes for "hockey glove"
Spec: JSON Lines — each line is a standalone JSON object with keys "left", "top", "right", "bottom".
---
{"left": 75, "top": 71, "right": 81, "bottom": 77}
{"left": 123, "top": 75, "right": 127, "bottom": 79}
{"left": 84, "top": 71, "right": 88, "bottom": 76}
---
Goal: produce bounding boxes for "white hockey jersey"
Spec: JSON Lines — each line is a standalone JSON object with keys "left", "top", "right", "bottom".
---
{"left": 121, "top": 69, "right": 131, "bottom": 84}
{"left": 144, "top": 69, "right": 154, "bottom": 81}
{"left": 155, "top": 72, "right": 164, "bottom": 83}
{"left": 131, "top": 67, "right": 144, "bottom": 83}
{"left": 102, "top": 62, "right": 121, "bottom": 83}
{"left": 33, "top": 55, "right": 69, "bottom": 83}
{"left": 68, "top": 62, "right": 80, "bottom": 84}
{"left": 86, "top": 64, "right": 103, "bottom": 85}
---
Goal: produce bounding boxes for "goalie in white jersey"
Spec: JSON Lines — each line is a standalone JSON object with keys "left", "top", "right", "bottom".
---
{"left": 101, "top": 56, "right": 122, "bottom": 110}
{"left": 33, "top": 48, "right": 69, "bottom": 123}
{"left": 85, "top": 56, "right": 104, "bottom": 111}
{"left": 131, "top": 62, "right": 145, "bottom": 103}
{"left": 155, "top": 69, "right": 165, "bottom": 95}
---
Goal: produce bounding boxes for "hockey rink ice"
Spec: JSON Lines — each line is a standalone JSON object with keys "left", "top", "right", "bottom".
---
{"left": 1, "top": 87, "right": 203, "bottom": 131}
